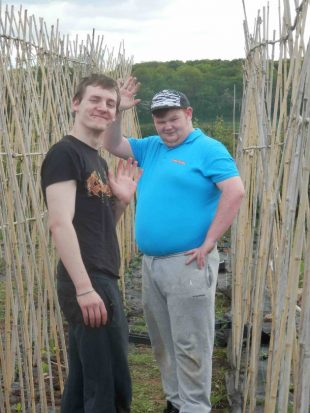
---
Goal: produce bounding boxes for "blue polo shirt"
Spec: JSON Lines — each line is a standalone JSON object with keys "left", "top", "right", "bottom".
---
{"left": 128, "top": 128, "right": 239, "bottom": 256}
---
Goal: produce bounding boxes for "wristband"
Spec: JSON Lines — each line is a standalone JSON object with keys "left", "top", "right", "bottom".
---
{"left": 76, "top": 288, "right": 94, "bottom": 298}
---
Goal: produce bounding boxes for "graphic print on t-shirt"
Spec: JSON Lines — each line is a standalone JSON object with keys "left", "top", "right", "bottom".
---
{"left": 86, "top": 170, "right": 112, "bottom": 201}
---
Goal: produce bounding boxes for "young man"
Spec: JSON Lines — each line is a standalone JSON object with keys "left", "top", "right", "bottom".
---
{"left": 104, "top": 82, "right": 245, "bottom": 413}
{"left": 41, "top": 74, "right": 141, "bottom": 413}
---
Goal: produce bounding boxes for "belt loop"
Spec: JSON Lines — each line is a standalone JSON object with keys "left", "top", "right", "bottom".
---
{"left": 144, "top": 254, "right": 155, "bottom": 271}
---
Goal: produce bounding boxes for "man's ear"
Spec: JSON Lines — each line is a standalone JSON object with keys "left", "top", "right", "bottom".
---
{"left": 72, "top": 97, "right": 80, "bottom": 113}
{"left": 185, "top": 107, "right": 193, "bottom": 119}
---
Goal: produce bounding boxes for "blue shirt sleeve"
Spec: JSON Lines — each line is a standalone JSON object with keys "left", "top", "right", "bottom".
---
{"left": 128, "top": 136, "right": 157, "bottom": 167}
{"left": 202, "top": 140, "right": 239, "bottom": 183}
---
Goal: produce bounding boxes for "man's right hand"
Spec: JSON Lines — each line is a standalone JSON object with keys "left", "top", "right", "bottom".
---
{"left": 118, "top": 76, "right": 141, "bottom": 111}
{"left": 77, "top": 290, "right": 107, "bottom": 328}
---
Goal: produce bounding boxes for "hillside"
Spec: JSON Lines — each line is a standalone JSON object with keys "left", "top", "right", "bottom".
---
{"left": 132, "top": 59, "right": 244, "bottom": 128}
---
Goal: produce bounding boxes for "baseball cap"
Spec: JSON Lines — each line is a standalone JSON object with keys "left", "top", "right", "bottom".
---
{"left": 150, "top": 89, "right": 190, "bottom": 112}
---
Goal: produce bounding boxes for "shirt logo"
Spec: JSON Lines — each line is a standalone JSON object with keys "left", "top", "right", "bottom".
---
{"left": 171, "top": 159, "right": 186, "bottom": 165}
{"left": 86, "top": 171, "right": 112, "bottom": 200}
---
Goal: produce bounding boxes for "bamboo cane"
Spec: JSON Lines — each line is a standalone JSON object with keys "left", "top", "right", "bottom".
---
{"left": 0, "top": 3, "right": 139, "bottom": 411}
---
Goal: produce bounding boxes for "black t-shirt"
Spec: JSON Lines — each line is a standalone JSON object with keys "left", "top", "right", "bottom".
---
{"left": 41, "top": 135, "right": 120, "bottom": 279}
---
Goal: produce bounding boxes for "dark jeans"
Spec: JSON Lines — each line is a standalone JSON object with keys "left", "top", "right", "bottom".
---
{"left": 57, "top": 273, "right": 131, "bottom": 413}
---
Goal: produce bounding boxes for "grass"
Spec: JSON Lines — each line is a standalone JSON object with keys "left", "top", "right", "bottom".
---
{"left": 128, "top": 345, "right": 165, "bottom": 413}
{"left": 129, "top": 315, "right": 148, "bottom": 334}
{"left": 128, "top": 344, "right": 230, "bottom": 412}
{"left": 215, "top": 292, "right": 231, "bottom": 319}
{"left": 211, "top": 348, "right": 230, "bottom": 409}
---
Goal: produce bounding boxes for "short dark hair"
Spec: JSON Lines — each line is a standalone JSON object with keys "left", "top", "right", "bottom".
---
{"left": 73, "top": 73, "right": 120, "bottom": 111}
{"left": 152, "top": 107, "right": 187, "bottom": 118}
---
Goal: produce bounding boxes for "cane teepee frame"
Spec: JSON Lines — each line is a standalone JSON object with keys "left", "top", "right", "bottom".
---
{"left": 231, "top": 1, "right": 310, "bottom": 412}
{"left": 0, "top": 4, "right": 139, "bottom": 412}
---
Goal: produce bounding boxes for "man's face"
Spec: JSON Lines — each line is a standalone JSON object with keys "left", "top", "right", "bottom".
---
{"left": 152, "top": 108, "right": 193, "bottom": 147}
{"left": 72, "top": 85, "right": 118, "bottom": 133}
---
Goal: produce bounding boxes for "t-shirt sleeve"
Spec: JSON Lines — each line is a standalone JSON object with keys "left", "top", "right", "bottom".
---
{"left": 128, "top": 137, "right": 153, "bottom": 167}
{"left": 41, "top": 143, "right": 82, "bottom": 191}
{"left": 203, "top": 141, "right": 240, "bottom": 183}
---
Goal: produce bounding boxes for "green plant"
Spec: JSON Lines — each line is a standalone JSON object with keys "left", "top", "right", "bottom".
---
{"left": 42, "top": 361, "right": 49, "bottom": 374}
{"left": 125, "top": 254, "right": 142, "bottom": 277}
{"left": 13, "top": 402, "right": 22, "bottom": 412}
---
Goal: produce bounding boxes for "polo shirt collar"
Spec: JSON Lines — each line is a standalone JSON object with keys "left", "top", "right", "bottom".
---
{"left": 183, "top": 128, "right": 202, "bottom": 144}
{"left": 159, "top": 128, "right": 202, "bottom": 147}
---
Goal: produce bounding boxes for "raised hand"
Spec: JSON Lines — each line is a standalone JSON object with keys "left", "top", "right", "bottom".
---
{"left": 109, "top": 158, "right": 142, "bottom": 204}
{"left": 118, "top": 76, "right": 141, "bottom": 111}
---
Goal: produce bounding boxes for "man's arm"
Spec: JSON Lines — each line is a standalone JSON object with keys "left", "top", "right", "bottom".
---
{"left": 185, "top": 176, "right": 245, "bottom": 269}
{"left": 46, "top": 180, "right": 107, "bottom": 327}
{"left": 103, "top": 76, "right": 140, "bottom": 159}
{"left": 103, "top": 114, "right": 133, "bottom": 159}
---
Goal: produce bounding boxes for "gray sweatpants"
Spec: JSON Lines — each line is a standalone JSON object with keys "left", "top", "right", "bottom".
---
{"left": 142, "top": 248, "right": 219, "bottom": 413}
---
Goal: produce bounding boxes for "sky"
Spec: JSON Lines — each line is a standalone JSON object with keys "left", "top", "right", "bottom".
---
{"left": 2, "top": 0, "right": 307, "bottom": 63}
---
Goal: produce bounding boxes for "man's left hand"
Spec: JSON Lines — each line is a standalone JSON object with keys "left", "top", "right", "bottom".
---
{"left": 185, "top": 239, "right": 216, "bottom": 269}
{"left": 109, "top": 158, "right": 142, "bottom": 204}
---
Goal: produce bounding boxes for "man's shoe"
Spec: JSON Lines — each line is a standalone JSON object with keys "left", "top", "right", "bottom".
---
{"left": 163, "top": 400, "right": 179, "bottom": 413}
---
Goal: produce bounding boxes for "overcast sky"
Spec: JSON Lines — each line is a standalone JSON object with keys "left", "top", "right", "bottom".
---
{"left": 3, "top": 0, "right": 307, "bottom": 63}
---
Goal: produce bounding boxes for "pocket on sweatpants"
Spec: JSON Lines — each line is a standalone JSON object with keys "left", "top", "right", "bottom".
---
{"left": 172, "top": 263, "right": 211, "bottom": 294}
{"left": 205, "top": 263, "right": 213, "bottom": 288}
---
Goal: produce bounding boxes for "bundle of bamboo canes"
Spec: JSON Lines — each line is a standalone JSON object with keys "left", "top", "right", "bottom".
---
{"left": 0, "top": 4, "right": 139, "bottom": 412}
{"left": 231, "top": 1, "right": 310, "bottom": 412}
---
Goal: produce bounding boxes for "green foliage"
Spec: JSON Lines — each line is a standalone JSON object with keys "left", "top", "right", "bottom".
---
{"left": 202, "top": 116, "right": 235, "bottom": 154}
{"left": 125, "top": 254, "right": 142, "bottom": 277}
{"left": 139, "top": 123, "right": 157, "bottom": 137}
{"left": 129, "top": 254, "right": 142, "bottom": 270}
{"left": 42, "top": 361, "right": 49, "bottom": 374}
{"left": 133, "top": 59, "right": 240, "bottom": 156}
{"left": 132, "top": 59, "right": 243, "bottom": 126}
{"left": 13, "top": 402, "right": 22, "bottom": 412}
